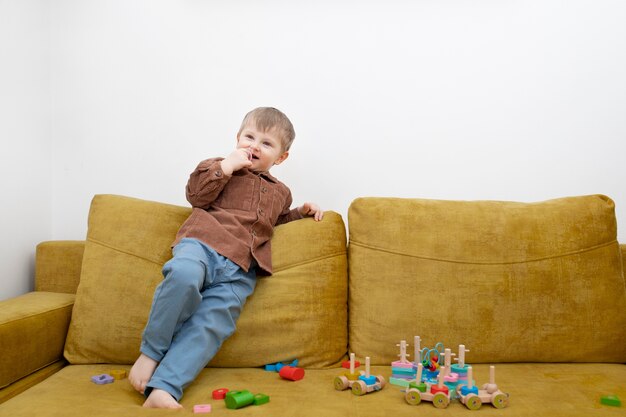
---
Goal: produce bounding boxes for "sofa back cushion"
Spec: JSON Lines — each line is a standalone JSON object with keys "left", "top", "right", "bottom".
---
{"left": 64, "top": 194, "right": 347, "bottom": 368}
{"left": 348, "top": 195, "right": 626, "bottom": 364}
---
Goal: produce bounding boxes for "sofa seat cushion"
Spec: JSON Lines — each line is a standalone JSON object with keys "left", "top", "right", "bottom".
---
{"left": 64, "top": 194, "right": 348, "bottom": 368}
{"left": 348, "top": 195, "right": 626, "bottom": 364}
{"left": 0, "top": 363, "right": 624, "bottom": 416}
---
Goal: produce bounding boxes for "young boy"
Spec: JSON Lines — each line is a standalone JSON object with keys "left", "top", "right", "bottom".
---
{"left": 129, "top": 107, "right": 323, "bottom": 409}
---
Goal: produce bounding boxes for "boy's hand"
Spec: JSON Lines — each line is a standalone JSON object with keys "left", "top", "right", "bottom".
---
{"left": 221, "top": 149, "right": 252, "bottom": 175}
{"left": 299, "top": 202, "right": 324, "bottom": 222}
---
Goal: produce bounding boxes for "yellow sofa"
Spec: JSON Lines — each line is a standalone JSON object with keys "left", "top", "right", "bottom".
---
{"left": 1, "top": 194, "right": 625, "bottom": 416}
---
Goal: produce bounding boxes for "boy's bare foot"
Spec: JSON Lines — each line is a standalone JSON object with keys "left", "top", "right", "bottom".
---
{"left": 129, "top": 353, "right": 158, "bottom": 394}
{"left": 143, "top": 389, "right": 183, "bottom": 409}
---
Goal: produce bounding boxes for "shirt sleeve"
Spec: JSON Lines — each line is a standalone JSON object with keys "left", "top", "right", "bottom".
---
{"left": 275, "top": 189, "right": 304, "bottom": 225}
{"left": 186, "top": 158, "right": 231, "bottom": 209}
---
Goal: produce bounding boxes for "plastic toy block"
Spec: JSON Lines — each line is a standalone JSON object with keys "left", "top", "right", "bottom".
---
{"left": 601, "top": 395, "right": 621, "bottom": 407}
{"left": 266, "top": 359, "right": 298, "bottom": 372}
{"left": 193, "top": 404, "right": 212, "bottom": 413}
{"left": 253, "top": 393, "right": 270, "bottom": 405}
{"left": 342, "top": 359, "right": 361, "bottom": 369}
{"left": 91, "top": 374, "right": 114, "bottom": 385}
{"left": 225, "top": 390, "right": 255, "bottom": 409}
{"left": 212, "top": 388, "right": 229, "bottom": 400}
{"left": 279, "top": 365, "right": 305, "bottom": 381}
{"left": 391, "top": 361, "right": 414, "bottom": 369}
{"left": 109, "top": 370, "right": 127, "bottom": 380}
{"left": 345, "top": 371, "right": 360, "bottom": 381}
{"left": 389, "top": 377, "right": 411, "bottom": 388}
{"left": 392, "top": 367, "right": 416, "bottom": 376}
{"left": 359, "top": 375, "right": 377, "bottom": 385}
{"left": 408, "top": 381, "right": 428, "bottom": 393}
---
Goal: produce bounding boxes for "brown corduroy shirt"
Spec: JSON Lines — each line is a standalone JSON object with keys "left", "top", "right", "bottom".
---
{"left": 172, "top": 158, "right": 303, "bottom": 276}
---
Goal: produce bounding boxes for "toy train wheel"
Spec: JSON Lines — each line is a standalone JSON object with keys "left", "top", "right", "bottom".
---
{"left": 351, "top": 381, "right": 367, "bottom": 396}
{"left": 464, "top": 394, "right": 482, "bottom": 410}
{"left": 334, "top": 376, "right": 349, "bottom": 391}
{"left": 492, "top": 393, "right": 509, "bottom": 409}
{"left": 432, "top": 392, "right": 450, "bottom": 409}
{"left": 375, "top": 375, "right": 387, "bottom": 388}
{"left": 405, "top": 389, "right": 422, "bottom": 405}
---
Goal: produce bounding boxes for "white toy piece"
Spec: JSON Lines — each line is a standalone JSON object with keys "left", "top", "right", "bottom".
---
{"left": 414, "top": 336, "right": 421, "bottom": 364}
{"left": 395, "top": 340, "right": 411, "bottom": 364}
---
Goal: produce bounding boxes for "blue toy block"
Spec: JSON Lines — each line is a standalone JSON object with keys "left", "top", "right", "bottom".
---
{"left": 359, "top": 375, "right": 377, "bottom": 386}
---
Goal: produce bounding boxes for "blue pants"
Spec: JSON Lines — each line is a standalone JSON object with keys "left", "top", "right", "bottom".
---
{"left": 141, "top": 238, "right": 257, "bottom": 400}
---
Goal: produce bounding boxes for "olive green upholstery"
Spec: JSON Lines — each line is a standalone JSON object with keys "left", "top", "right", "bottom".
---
{"left": 0, "top": 194, "right": 624, "bottom": 417}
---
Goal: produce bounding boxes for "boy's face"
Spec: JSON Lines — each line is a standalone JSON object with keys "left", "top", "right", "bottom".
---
{"left": 236, "top": 123, "right": 289, "bottom": 172}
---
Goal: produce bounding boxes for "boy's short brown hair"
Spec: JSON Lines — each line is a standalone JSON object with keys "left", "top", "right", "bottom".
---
{"left": 238, "top": 107, "right": 296, "bottom": 151}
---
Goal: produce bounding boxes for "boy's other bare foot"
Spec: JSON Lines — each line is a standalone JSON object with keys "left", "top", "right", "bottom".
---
{"left": 143, "top": 389, "right": 183, "bottom": 409}
{"left": 129, "top": 353, "right": 158, "bottom": 394}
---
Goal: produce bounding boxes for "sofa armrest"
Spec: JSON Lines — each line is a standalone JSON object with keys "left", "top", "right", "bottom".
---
{"left": 621, "top": 244, "right": 626, "bottom": 280}
{"left": 35, "top": 241, "right": 85, "bottom": 294}
{"left": 0, "top": 292, "right": 75, "bottom": 390}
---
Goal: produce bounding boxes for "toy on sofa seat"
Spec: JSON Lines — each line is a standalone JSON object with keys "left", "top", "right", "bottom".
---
{"left": 338, "top": 356, "right": 385, "bottom": 396}
{"left": 334, "top": 353, "right": 362, "bottom": 391}
{"left": 390, "top": 340, "right": 416, "bottom": 387}
{"left": 224, "top": 390, "right": 270, "bottom": 409}
{"left": 456, "top": 366, "right": 509, "bottom": 410}
{"left": 405, "top": 364, "right": 451, "bottom": 408}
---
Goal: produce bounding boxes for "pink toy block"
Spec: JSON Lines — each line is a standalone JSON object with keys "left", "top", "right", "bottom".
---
{"left": 193, "top": 404, "right": 212, "bottom": 413}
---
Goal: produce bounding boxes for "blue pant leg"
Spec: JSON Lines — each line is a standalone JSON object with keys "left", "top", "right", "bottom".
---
{"left": 140, "top": 239, "right": 209, "bottom": 362}
{"left": 145, "top": 247, "right": 256, "bottom": 401}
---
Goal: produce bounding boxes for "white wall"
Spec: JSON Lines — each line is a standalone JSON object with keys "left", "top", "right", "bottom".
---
{"left": 2, "top": 0, "right": 626, "bottom": 300}
{"left": 0, "top": 0, "right": 51, "bottom": 300}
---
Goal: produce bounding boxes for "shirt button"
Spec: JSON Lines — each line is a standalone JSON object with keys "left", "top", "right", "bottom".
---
{"left": 258, "top": 208, "right": 264, "bottom": 215}
{"left": 251, "top": 230, "right": 257, "bottom": 237}
{"left": 215, "top": 170, "right": 223, "bottom": 177}
{"left": 261, "top": 187, "right": 268, "bottom": 193}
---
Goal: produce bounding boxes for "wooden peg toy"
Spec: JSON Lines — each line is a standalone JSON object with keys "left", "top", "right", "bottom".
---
{"left": 334, "top": 353, "right": 362, "bottom": 391}
{"left": 351, "top": 357, "right": 386, "bottom": 396}
{"left": 405, "top": 366, "right": 450, "bottom": 409}
{"left": 457, "top": 365, "right": 509, "bottom": 410}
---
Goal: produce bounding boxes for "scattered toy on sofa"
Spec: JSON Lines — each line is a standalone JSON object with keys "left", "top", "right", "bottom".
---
{"left": 265, "top": 359, "right": 305, "bottom": 381}
{"left": 405, "top": 364, "right": 451, "bottom": 408}
{"left": 334, "top": 352, "right": 362, "bottom": 391}
{"left": 109, "top": 369, "right": 127, "bottom": 380}
{"left": 91, "top": 374, "right": 114, "bottom": 385}
{"left": 264, "top": 358, "right": 298, "bottom": 372}
{"left": 600, "top": 395, "right": 622, "bottom": 407}
{"left": 193, "top": 404, "right": 212, "bottom": 413}
{"left": 456, "top": 365, "right": 508, "bottom": 410}
{"left": 396, "top": 336, "right": 509, "bottom": 410}
{"left": 333, "top": 354, "right": 387, "bottom": 396}
{"left": 224, "top": 390, "right": 270, "bottom": 409}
